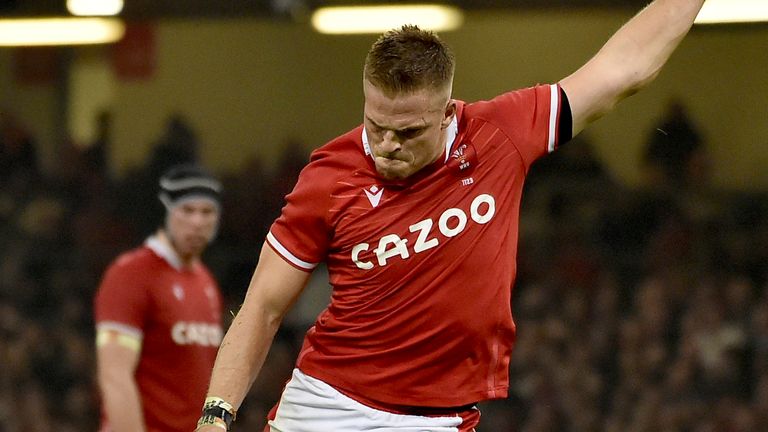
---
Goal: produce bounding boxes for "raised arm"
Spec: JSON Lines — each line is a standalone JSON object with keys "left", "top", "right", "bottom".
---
{"left": 560, "top": 0, "right": 705, "bottom": 136}
{"left": 196, "top": 242, "right": 311, "bottom": 431}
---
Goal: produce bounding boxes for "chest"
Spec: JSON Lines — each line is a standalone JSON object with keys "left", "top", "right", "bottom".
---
{"left": 148, "top": 270, "right": 221, "bottom": 327}
{"left": 328, "top": 149, "right": 524, "bottom": 274}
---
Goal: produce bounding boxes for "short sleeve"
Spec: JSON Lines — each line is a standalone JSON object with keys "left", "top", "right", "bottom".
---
{"left": 472, "top": 83, "right": 570, "bottom": 170}
{"left": 267, "top": 155, "right": 334, "bottom": 272}
{"left": 94, "top": 256, "right": 149, "bottom": 336}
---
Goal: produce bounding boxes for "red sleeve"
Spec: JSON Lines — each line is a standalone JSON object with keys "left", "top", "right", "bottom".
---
{"left": 94, "top": 254, "right": 150, "bottom": 335}
{"left": 267, "top": 150, "right": 336, "bottom": 272}
{"left": 471, "top": 83, "right": 567, "bottom": 170}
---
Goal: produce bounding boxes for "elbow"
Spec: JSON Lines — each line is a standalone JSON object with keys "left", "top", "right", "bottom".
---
{"left": 264, "top": 310, "right": 285, "bottom": 334}
{"left": 256, "top": 296, "right": 289, "bottom": 332}
{"left": 632, "top": 65, "right": 662, "bottom": 93}
{"left": 614, "top": 64, "right": 662, "bottom": 103}
{"left": 228, "top": 301, "right": 285, "bottom": 340}
{"left": 98, "top": 367, "right": 134, "bottom": 394}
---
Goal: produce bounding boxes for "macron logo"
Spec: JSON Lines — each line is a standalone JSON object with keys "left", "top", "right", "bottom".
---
{"left": 172, "top": 284, "right": 185, "bottom": 301}
{"left": 364, "top": 185, "right": 384, "bottom": 208}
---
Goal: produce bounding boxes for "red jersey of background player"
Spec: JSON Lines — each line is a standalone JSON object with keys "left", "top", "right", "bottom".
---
{"left": 94, "top": 236, "right": 223, "bottom": 431}
{"left": 267, "top": 84, "right": 571, "bottom": 408}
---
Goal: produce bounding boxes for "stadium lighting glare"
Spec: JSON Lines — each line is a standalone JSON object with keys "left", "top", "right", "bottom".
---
{"left": 695, "top": 0, "right": 768, "bottom": 24}
{"left": 67, "top": 0, "right": 124, "bottom": 16}
{"left": 311, "top": 4, "right": 464, "bottom": 34}
{"left": 0, "top": 18, "right": 125, "bottom": 46}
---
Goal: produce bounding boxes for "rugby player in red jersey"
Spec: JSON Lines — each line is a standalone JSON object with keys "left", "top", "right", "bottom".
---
{"left": 196, "top": 1, "right": 706, "bottom": 430}
{"left": 95, "top": 165, "right": 224, "bottom": 432}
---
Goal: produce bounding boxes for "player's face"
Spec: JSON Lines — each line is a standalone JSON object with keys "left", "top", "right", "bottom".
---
{"left": 363, "top": 80, "right": 456, "bottom": 180}
{"left": 167, "top": 198, "right": 219, "bottom": 260}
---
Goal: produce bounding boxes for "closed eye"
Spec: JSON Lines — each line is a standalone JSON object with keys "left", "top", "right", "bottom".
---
{"left": 397, "top": 127, "right": 425, "bottom": 139}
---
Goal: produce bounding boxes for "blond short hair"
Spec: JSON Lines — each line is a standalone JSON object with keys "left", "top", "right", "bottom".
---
{"left": 364, "top": 25, "right": 455, "bottom": 96}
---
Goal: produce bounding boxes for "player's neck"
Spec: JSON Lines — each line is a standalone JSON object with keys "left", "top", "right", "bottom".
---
{"left": 157, "top": 230, "right": 198, "bottom": 269}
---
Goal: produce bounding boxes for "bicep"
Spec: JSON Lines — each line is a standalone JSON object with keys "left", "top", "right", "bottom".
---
{"left": 96, "top": 330, "right": 142, "bottom": 384}
{"left": 559, "top": 56, "right": 630, "bottom": 137}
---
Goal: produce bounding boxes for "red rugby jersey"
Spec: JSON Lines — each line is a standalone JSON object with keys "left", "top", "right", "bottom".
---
{"left": 267, "top": 84, "right": 568, "bottom": 407}
{"left": 94, "top": 236, "right": 223, "bottom": 432}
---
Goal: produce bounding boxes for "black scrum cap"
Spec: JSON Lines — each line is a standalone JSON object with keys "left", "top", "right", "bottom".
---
{"left": 158, "top": 164, "right": 222, "bottom": 209}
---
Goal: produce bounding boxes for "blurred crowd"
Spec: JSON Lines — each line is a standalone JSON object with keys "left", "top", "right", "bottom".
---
{"left": 0, "top": 104, "right": 766, "bottom": 431}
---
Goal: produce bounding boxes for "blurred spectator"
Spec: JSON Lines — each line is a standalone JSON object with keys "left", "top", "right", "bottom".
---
{"left": 266, "top": 137, "right": 308, "bottom": 212}
{"left": 81, "top": 109, "right": 113, "bottom": 180}
{"left": 0, "top": 110, "right": 39, "bottom": 185}
{"left": 643, "top": 100, "right": 709, "bottom": 189}
{"left": 147, "top": 113, "right": 201, "bottom": 182}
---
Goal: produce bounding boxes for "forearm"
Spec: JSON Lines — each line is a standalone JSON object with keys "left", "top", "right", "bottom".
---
{"left": 99, "top": 375, "right": 146, "bottom": 432}
{"left": 599, "top": 0, "right": 705, "bottom": 90}
{"left": 561, "top": 0, "right": 705, "bottom": 133}
{"left": 202, "top": 243, "right": 310, "bottom": 422}
{"left": 205, "top": 299, "right": 281, "bottom": 409}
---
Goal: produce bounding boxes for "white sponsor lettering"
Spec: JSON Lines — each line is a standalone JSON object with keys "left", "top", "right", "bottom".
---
{"left": 352, "top": 243, "right": 374, "bottom": 270}
{"left": 409, "top": 219, "right": 439, "bottom": 253}
{"left": 352, "top": 193, "right": 497, "bottom": 269}
{"left": 374, "top": 234, "right": 410, "bottom": 266}
{"left": 171, "top": 322, "right": 223, "bottom": 347}
{"left": 438, "top": 208, "right": 467, "bottom": 238}
{"left": 471, "top": 194, "right": 495, "bottom": 224}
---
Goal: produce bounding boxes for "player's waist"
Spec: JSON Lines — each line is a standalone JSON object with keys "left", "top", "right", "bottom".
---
{"left": 298, "top": 366, "right": 479, "bottom": 416}
{"left": 339, "top": 387, "right": 478, "bottom": 417}
{"left": 297, "top": 355, "right": 503, "bottom": 408}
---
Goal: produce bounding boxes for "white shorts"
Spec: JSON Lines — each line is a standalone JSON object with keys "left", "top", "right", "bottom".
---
{"left": 268, "top": 369, "right": 467, "bottom": 432}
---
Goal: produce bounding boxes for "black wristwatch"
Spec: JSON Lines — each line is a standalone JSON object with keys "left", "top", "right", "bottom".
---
{"left": 198, "top": 397, "right": 237, "bottom": 431}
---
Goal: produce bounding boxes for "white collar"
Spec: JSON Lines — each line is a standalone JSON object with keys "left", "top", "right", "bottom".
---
{"left": 145, "top": 234, "right": 184, "bottom": 271}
